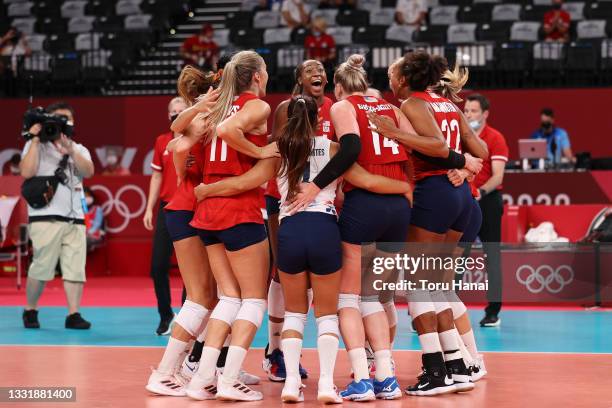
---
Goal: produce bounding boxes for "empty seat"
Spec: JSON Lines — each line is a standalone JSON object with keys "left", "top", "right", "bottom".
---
{"left": 241, "top": 0, "right": 260, "bottom": 11}
{"left": 473, "top": 0, "right": 500, "bottom": 4}
{"left": 414, "top": 25, "right": 448, "bottom": 43}
{"left": 225, "top": 11, "right": 252, "bottom": 29}
{"left": 231, "top": 28, "right": 264, "bottom": 48}
{"left": 327, "top": 26, "right": 353, "bottom": 45}
{"left": 478, "top": 22, "right": 511, "bottom": 42}
{"left": 491, "top": 4, "right": 521, "bottom": 22}
{"left": 45, "top": 34, "right": 75, "bottom": 54}
{"left": 497, "top": 42, "right": 530, "bottom": 70}
{"left": 277, "top": 45, "right": 305, "bottom": 69}
{"left": 563, "top": 2, "right": 584, "bottom": 21}
{"left": 460, "top": 4, "right": 494, "bottom": 24}
{"left": 33, "top": 2, "right": 62, "bottom": 19}
{"left": 372, "top": 47, "right": 404, "bottom": 69}
{"left": 566, "top": 41, "right": 598, "bottom": 70}
{"left": 336, "top": 9, "right": 369, "bottom": 26}
{"left": 510, "top": 21, "right": 541, "bottom": 42}
{"left": 533, "top": 41, "right": 565, "bottom": 71}
{"left": 61, "top": 1, "right": 86, "bottom": 18}
{"left": 85, "top": 1, "right": 115, "bottom": 16}
{"left": 337, "top": 45, "right": 370, "bottom": 64}
{"left": 23, "top": 52, "right": 52, "bottom": 73}
{"left": 291, "top": 27, "right": 309, "bottom": 44}
{"left": 95, "top": 16, "right": 124, "bottom": 32}
{"left": 253, "top": 11, "right": 280, "bottom": 29}
{"left": 68, "top": 16, "right": 95, "bottom": 33}
{"left": 353, "top": 26, "right": 386, "bottom": 45}
{"left": 263, "top": 27, "right": 292, "bottom": 44}
{"left": 452, "top": 43, "right": 494, "bottom": 66}
{"left": 311, "top": 9, "right": 338, "bottom": 27}
{"left": 75, "top": 33, "right": 101, "bottom": 50}
{"left": 213, "top": 28, "right": 230, "bottom": 48}
{"left": 522, "top": 5, "right": 550, "bottom": 22}
{"left": 439, "top": 0, "right": 471, "bottom": 6}
{"left": 11, "top": 18, "right": 36, "bottom": 35}
{"left": 577, "top": 20, "right": 607, "bottom": 40}
{"left": 430, "top": 6, "right": 460, "bottom": 25}
{"left": 385, "top": 24, "right": 416, "bottom": 43}
{"left": 51, "top": 55, "right": 81, "bottom": 82}
{"left": 8, "top": 2, "right": 32, "bottom": 17}
{"left": 447, "top": 23, "right": 477, "bottom": 43}
{"left": 601, "top": 39, "right": 612, "bottom": 69}
{"left": 370, "top": 8, "right": 395, "bottom": 26}
{"left": 116, "top": 0, "right": 142, "bottom": 16}
{"left": 588, "top": 2, "right": 612, "bottom": 20}
{"left": 125, "top": 15, "right": 152, "bottom": 30}
{"left": 37, "top": 17, "right": 68, "bottom": 35}
{"left": 381, "top": 0, "right": 397, "bottom": 7}
{"left": 27, "top": 34, "right": 47, "bottom": 53}
{"left": 357, "top": 0, "right": 381, "bottom": 11}
{"left": 82, "top": 49, "right": 112, "bottom": 67}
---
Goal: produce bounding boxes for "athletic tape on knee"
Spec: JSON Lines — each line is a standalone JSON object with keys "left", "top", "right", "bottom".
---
{"left": 383, "top": 301, "right": 398, "bottom": 327}
{"left": 175, "top": 300, "right": 208, "bottom": 336}
{"left": 282, "top": 312, "right": 307, "bottom": 335}
{"left": 359, "top": 300, "right": 384, "bottom": 318}
{"left": 235, "top": 298, "right": 267, "bottom": 329}
{"left": 408, "top": 290, "right": 435, "bottom": 319}
{"left": 430, "top": 290, "right": 451, "bottom": 314}
{"left": 210, "top": 296, "right": 241, "bottom": 326}
{"left": 316, "top": 314, "right": 340, "bottom": 338}
{"left": 338, "top": 293, "right": 360, "bottom": 311}
{"left": 267, "top": 280, "right": 285, "bottom": 319}
{"left": 444, "top": 290, "right": 467, "bottom": 318}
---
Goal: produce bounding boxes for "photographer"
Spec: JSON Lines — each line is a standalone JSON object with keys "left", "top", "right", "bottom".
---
{"left": 20, "top": 102, "right": 95, "bottom": 330}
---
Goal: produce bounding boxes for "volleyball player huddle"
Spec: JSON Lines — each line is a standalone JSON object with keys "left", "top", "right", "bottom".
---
{"left": 145, "top": 48, "right": 489, "bottom": 403}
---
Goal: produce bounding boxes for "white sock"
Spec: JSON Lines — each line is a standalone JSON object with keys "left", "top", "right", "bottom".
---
{"left": 439, "top": 329, "right": 462, "bottom": 361}
{"left": 317, "top": 335, "right": 339, "bottom": 385}
{"left": 374, "top": 349, "right": 393, "bottom": 381}
{"left": 418, "top": 332, "right": 442, "bottom": 354}
{"left": 348, "top": 348, "right": 369, "bottom": 381}
{"left": 221, "top": 345, "right": 247, "bottom": 381}
{"left": 194, "top": 346, "right": 221, "bottom": 381}
{"left": 196, "top": 327, "right": 207, "bottom": 343}
{"left": 281, "top": 337, "right": 303, "bottom": 380}
{"left": 461, "top": 329, "right": 479, "bottom": 358}
{"left": 157, "top": 337, "right": 187, "bottom": 375}
{"left": 456, "top": 331, "right": 475, "bottom": 365}
{"left": 269, "top": 320, "right": 283, "bottom": 352}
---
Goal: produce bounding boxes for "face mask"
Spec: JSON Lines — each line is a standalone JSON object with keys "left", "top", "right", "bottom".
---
{"left": 541, "top": 121, "right": 553, "bottom": 130}
{"left": 170, "top": 113, "right": 179, "bottom": 124}
{"left": 10, "top": 165, "right": 20, "bottom": 175}
{"left": 313, "top": 31, "right": 321, "bottom": 37}
{"left": 469, "top": 119, "right": 482, "bottom": 131}
{"left": 553, "top": 3, "right": 562, "bottom": 9}
{"left": 107, "top": 155, "right": 118, "bottom": 166}
{"left": 86, "top": 197, "right": 94, "bottom": 206}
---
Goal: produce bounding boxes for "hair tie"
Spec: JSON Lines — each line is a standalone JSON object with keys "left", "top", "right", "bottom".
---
{"left": 213, "top": 69, "right": 223, "bottom": 82}
{"left": 297, "top": 97, "right": 306, "bottom": 104}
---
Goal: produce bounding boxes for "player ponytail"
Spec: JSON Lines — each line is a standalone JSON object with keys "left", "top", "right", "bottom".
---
{"left": 207, "top": 51, "right": 265, "bottom": 141}
{"left": 277, "top": 95, "right": 318, "bottom": 201}
{"left": 177, "top": 65, "right": 216, "bottom": 105}
{"left": 435, "top": 63, "right": 469, "bottom": 103}
{"left": 334, "top": 54, "right": 368, "bottom": 95}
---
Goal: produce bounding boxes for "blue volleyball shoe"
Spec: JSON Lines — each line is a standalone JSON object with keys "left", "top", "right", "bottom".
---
{"left": 373, "top": 376, "right": 402, "bottom": 400}
{"left": 340, "top": 379, "right": 375, "bottom": 402}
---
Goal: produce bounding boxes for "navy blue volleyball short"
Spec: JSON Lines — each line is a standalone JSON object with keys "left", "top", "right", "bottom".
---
{"left": 460, "top": 198, "right": 483, "bottom": 243}
{"left": 277, "top": 212, "right": 341, "bottom": 275}
{"left": 164, "top": 210, "right": 198, "bottom": 242}
{"left": 197, "top": 223, "right": 267, "bottom": 252}
{"left": 339, "top": 189, "right": 411, "bottom": 252}
{"left": 410, "top": 175, "right": 473, "bottom": 234}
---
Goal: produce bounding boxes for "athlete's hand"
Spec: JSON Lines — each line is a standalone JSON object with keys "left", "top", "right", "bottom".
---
{"left": 367, "top": 112, "right": 399, "bottom": 138}
{"left": 194, "top": 87, "right": 220, "bottom": 113}
{"left": 194, "top": 183, "right": 210, "bottom": 202}
{"left": 258, "top": 141, "right": 280, "bottom": 159}
{"left": 285, "top": 182, "right": 321, "bottom": 215}
{"left": 447, "top": 169, "right": 468, "bottom": 187}
{"left": 404, "top": 186, "right": 413, "bottom": 206}
{"left": 143, "top": 208, "right": 154, "bottom": 231}
{"left": 464, "top": 152, "right": 483, "bottom": 174}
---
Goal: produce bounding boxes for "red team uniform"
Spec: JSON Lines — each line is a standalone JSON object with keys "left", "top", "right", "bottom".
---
{"left": 191, "top": 93, "right": 267, "bottom": 231}
{"left": 265, "top": 96, "right": 336, "bottom": 200}
{"left": 166, "top": 142, "right": 205, "bottom": 212}
{"left": 151, "top": 132, "right": 179, "bottom": 203}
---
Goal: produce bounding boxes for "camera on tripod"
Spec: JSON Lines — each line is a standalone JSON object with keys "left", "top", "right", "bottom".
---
{"left": 22, "top": 106, "right": 74, "bottom": 143}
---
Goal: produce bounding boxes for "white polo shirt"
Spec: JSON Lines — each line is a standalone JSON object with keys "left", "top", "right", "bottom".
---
{"left": 281, "top": 0, "right": 311, "bottom": 26}
{"left": 396, "top": 0, "right": 427, "bottom": 24}
{"left": 22, "top": 139, "right": 92, "bottom": 220}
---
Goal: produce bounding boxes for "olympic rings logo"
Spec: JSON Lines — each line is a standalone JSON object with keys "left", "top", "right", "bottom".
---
{"left": 90, "top": 184, "right": 146, "bottom": 233}
{"left": 515, "top": 264, "right": 574, "bottom": 294}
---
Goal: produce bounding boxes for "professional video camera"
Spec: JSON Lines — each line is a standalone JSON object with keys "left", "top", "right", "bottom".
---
{"left": 22, "top": 106, "right": 74, "bottom": 142}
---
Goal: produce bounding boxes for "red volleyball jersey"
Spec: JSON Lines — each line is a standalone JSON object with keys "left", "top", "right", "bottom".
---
{"left": 265, "top": 96, "right": 336, "bottom": 200}
{"left": 150, "top": 132, "right": 178, "bottom": 203}
{"left": 165, "top": 141, "right": 205, "bottom": 212}
{"left": 410, "top": 91, "right": 463, "bottom": 181}
{"left": 191, "top": 93, "right": 267, "bottom": 230}
{"left": 343, "top": 95, "right": 409, "bottom": 192}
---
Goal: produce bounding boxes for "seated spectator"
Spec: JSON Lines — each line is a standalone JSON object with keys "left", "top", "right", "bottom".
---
{"left": 530, "top": 107, "right": 575, "bottom": 165}
{"left": 253, "top": 0, "right": 271, "bottom": 11}
{"left": 101, "top": 147, "right": 131, "bottom": 176}
{"left": 83, "top": 187, "right": 105, "bottom": 251}
{"left": 305, "top": 17, "right": 336, "bottom": 68}
{"left": 395, "top": 0, "right": 427, "bottom": 26}
{"left": 543, "top": 0, "right": 570, "bottom": 42}
{"left": 180, "top": 24, "right": 219, "bottom": 71}
{"left": 2, "top": 153, "right": 21, "bottom": 175}
{"left": 281, "top": 0, "right": 310, "bottom": 28}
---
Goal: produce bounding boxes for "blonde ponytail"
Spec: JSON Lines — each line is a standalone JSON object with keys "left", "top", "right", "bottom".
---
{"left": 435, "top": 63, "right": 469, "bottom": 102}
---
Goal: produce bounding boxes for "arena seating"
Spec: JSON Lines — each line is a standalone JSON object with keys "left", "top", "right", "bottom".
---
{"left": 2, "top": 0, "right": 612, "bottom": 95}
